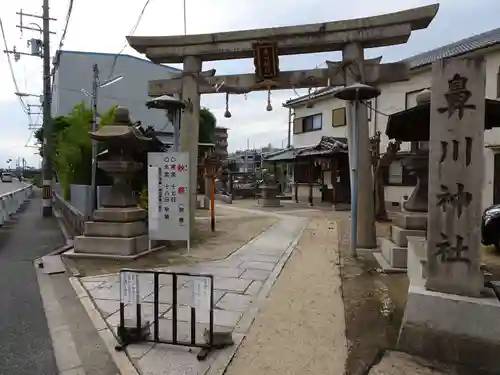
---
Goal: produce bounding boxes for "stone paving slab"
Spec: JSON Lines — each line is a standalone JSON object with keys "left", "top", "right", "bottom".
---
{"left": 77, "top": 215, "right": 307, "bottom": 375}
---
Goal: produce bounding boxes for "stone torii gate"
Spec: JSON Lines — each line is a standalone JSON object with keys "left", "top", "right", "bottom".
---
{"left": 127, "top": 4, "right": 439, "bottom": 243}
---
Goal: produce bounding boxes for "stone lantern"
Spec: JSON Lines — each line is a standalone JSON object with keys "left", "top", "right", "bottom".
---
{"left": 73, "top": 106, "right": 153, "bottom": 256}
{"left": 402, "top": 90, "right": 431, "bottom": 212}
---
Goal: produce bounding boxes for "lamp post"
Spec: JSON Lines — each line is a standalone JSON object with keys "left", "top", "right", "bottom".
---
{"left": 81, "top": 65, "right": 123, "bottom": 217}
{"left": 334, "top": 83, "right": 380, "bottom": 257}
{"left": 15, "top": 92, "right": 42, "bottom": 100}
{"left": 145, "top": 95, "right": 185, "bottom": 151}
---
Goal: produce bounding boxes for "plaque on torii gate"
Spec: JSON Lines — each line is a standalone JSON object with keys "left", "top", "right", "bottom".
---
{"left": 127, "top": 4, "right": 439, "bottom": 242}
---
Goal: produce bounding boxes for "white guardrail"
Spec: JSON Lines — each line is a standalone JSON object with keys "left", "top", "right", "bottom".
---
{"left": 0, "top": 184, "right": 33, "bottom": 226}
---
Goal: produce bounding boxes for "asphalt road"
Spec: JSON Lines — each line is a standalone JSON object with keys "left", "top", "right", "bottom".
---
{"left": 0, "top": 191, "right": 65, "bottom": 375}
{"left": 0, "top": 180, "right": 29, "bottom": 195}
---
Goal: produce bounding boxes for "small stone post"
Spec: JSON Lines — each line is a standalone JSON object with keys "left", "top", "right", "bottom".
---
{"left": 426, "top": 57, "right": 485, "bottom": 297}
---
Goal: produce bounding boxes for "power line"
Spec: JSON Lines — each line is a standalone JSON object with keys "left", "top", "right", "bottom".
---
{"left": 106, "top": 0, "right": 153, "bottom": 81}
{"left": 51, "top": 0, "right": 75, "bottom": 93}
{"left": 0, "top": 16, "right": 30, "bottom": 114}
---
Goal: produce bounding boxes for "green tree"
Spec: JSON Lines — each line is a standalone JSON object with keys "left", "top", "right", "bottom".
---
{"left": 198, "top": 107, "right": 217, "bottom": 143}
{"left": 35, "top": 102, "right": 117, "bottom": 198}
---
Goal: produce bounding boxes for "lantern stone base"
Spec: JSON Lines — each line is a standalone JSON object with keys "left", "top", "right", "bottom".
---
{"left": 73, "top": 206, "right": 149, "bottom": 257}
{"left": 257, "top": 198, "right": 282, "bottom": 207}
{"left": 258, "top": 184, "right": 282, "bottom": 207}
{"left": 397, "top": 284, "right": 500, "bottom": 372}
{"left": 374, "top": 212, "right": 427, "bottom": 272}
{"left": 93, "top": 207, "right": 147, "bottom": 222}
{"left": 74, "top": 234, "right": 149, "bottom": 256}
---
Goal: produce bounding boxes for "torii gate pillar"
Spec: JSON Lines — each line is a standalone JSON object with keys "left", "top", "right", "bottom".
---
{"left": 343, "top": 43, "right": 377, "bottom": 248}
{"left": 180, "top": 56, "right": 202, "bottom": 233}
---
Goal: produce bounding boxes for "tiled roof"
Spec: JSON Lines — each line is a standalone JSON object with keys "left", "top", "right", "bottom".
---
{"left": 264, "top": 147, "right": 305, "bottom": 162}
{"left": 284, "top": 27, "right": 500, "bottom": 107}
{"left": 284, "top": 86, "right": 342, "bottom": 106}
{"left": 298, "top": 136, "right": 348, "bottom": 157}
{"left": 264, "top": 137, "right": 348, "bottom": 161}
{"left": 406, "top": 27, "right": 500, "bottom": 69}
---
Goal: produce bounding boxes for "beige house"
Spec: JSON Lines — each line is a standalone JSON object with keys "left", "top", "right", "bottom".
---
{"left": 284, "top": 27, "right": 500, "bottom": 210}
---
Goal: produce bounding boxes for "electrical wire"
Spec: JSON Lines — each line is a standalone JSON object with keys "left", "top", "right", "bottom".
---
{"left": 0, "top": 16, "right": 30, "bottom": 114}
{"left": 51, "top": 0, "right": 75, "bottom": 93}
{"left": 361, "top": 100, "right": 390, "bottom": 117}
{"left": 106, "top": 0, "right": 153, "bottom": 81}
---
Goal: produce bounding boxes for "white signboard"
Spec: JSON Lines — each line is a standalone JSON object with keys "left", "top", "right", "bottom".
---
{"left": 120, "top": 272, "right": 139, "bottom": 305}
{"left": 191, "top": 277, "right": 212, "bottom": 321}
{"left": 147, "top": 152, "right": 190, "bottom": 241}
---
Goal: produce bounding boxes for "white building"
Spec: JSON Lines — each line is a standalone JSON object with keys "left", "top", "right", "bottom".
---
{"left": 285, "top": 27, "right": 500, "bottom": 210}
{"left": 52, "top": 50, "right": 179, "bottom": 136}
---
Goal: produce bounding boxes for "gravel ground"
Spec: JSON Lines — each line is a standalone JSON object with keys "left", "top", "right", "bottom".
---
{"left": 225, "top": 217, "right": 348, "bottom": 375}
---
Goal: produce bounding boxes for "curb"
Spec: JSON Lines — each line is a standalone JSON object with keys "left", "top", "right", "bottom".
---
{"left": 68, "top": 277, "right": 141, "bottom": 375}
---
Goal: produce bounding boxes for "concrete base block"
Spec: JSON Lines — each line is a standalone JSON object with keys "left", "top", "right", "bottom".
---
{"left": 407, "top": 236, "right": 428, "bottom": 286}
{"left": 93, "top": 207, "right": 147, "bottom": 223}
{"left": 257, "top": 198, "right": 282, "bottom": 207}
{"left": 84, "top": 221, "right": 147, "bottom": 238}
{"left": 373, "top": 253, "right": 407, "bottom": 273}
{"left": 74, "top": 234, "right": 149, "bottom": 255}
{"left": 398, "top": 285, "right": 500, "bottom": 372}
{"left": 63, "top": 243, "right": 165, "bottom": 260}
{"left": 394, "top": 212, "right": 427, "bottom": 230}
{"left": 391, "top": 226, "right": 426, "bottom": 247}
{"left": 380, "top": 237, "right": 407, "bottom": 268}
{"left": 196, "top": 196, "right": 210, "bottom": 209}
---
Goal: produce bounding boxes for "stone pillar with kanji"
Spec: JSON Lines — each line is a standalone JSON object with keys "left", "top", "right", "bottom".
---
{"left": 426, "top": 57, "right": 485, "bottom": 297}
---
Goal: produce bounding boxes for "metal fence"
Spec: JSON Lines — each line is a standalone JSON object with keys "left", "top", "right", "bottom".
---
{"left": 115, "top": 269, "right": 216, "bottom": 360}
{"left": 0, "top": 184, "right": 33, "bottom": 226}
{"left": 53, "top": 192, "right": 85, "bottom": 237}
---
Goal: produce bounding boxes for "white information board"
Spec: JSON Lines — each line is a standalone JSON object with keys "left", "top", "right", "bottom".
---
{"left": 191, "top": 277, "right": 212, "bottom": 321}
{"left": 147, "top": 152, "right": 190, "bottom": 241}
{"left": 120, "top": 272, "right": 139, "bottom": 305}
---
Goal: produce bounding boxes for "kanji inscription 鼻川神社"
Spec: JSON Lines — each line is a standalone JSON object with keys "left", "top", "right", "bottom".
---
{"left": 426, "top": 57, "right": 485, "bottom": 297}
{"left": 435, "top": 233, "right": 470, "bottom": 263}
{"left": 436, "top": 183, "right": 473, "bottom": 218}
{"left": 437, "top": 74, "right": 477, "bottom": 120}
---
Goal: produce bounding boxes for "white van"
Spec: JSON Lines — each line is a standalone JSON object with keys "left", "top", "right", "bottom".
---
{"left": 1, "top": 173, "right": 13, "bottom": 183}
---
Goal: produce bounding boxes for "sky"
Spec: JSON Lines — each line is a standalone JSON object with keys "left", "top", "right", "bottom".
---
{"left": 1, "top": 0, "right": 500, "bottom": 168}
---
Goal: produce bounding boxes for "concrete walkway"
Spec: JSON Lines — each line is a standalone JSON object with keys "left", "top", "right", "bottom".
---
{"left": 76, "top": 213, "right": 307, "bottom": 374}
{"left": 0, "top": 193, "right": 65, "bottom": 375}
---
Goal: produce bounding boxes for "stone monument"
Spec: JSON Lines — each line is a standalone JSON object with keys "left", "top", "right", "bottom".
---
{"left": 376, "top": 91, "right": 430, "bottom": 272}
{"left": 73, "top": 106, "right": 152, "bottom": 257}
{"left": 398, "top": 57, "right": 500, "bottom": 371}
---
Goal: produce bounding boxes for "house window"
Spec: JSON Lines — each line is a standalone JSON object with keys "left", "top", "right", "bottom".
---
{"left": 332, "top": 107, "right": 346, "bottom": 127}
{"left": 388, "top": 159, "right": 403, "bottom": 185}
{"left": 382, "top": 157, "right": 417, "bottom": 186}
{"left": 302, "top": 114, "right": 322, "bottom": 132}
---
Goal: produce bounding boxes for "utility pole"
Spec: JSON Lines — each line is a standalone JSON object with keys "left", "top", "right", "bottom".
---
{"left": 8, "top": 5, "right": 57, "bottom": 217}
{"left": 90, "top": 64, "right": 99, "bottom": 216}
{"left": 287, "top": 107, "right": 292, "bottom": 148}
{"left": 41, "top": 0, "right": 54, "bottom": 216}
